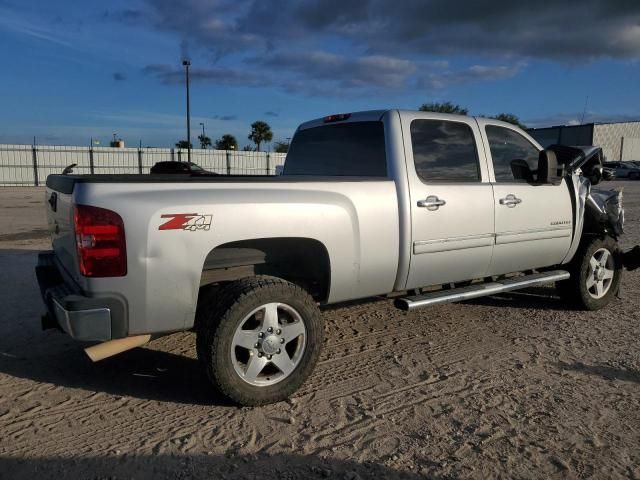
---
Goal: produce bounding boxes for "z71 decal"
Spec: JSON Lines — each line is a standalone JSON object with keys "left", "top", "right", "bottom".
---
{"left": 159, "top": 213, "right": 212, "bottom": 231}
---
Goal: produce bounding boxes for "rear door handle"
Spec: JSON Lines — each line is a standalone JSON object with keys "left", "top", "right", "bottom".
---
{"left": 499, "top": 194, "right": 522, "bottom": 208}
{"left": 417, "top": 195, "right": 446, "bottom": 211}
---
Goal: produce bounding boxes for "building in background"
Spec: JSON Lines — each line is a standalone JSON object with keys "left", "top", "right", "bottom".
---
{"left": 528, "top": 121, "right": 640, "bottom": 162}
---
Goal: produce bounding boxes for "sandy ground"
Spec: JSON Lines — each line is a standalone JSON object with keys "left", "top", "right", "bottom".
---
{"left": 0, "top": 184, "right": 639, "bottom": 480}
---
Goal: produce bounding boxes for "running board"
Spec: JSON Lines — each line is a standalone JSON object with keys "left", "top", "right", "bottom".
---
{"left": 395, "top": 270, "right": 570, "bottom": 312}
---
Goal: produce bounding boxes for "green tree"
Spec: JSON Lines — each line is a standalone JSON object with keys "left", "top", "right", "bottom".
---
{"left": 215, "top": 134, "right": 239, "bottom": 150}
{"left": 242, "top": 145, "right": 255, "bottom": 151}
{"left": 274, "top": 141, "right": 289, "bottom": 153}
{"left": 490, "top": 113, "right": 527, "bottom": 129}
{"left": 418, "top": 102, "right": 468, "bottom": 115}
{"left": 198, "top": 134, "right": 212, "bottom": 149}
{"left": 175, "top": 140, "right": 193, "bottom": 149}
{"left": 248, "top": 120, "right": 273, "bottom": 151}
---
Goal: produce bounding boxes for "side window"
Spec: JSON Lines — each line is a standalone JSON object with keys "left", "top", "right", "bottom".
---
{"left": 486, "top": 126, "right": 540, "bottom": 182}
{"left": 410, "top": 120, "right": 480, "bottom": 182}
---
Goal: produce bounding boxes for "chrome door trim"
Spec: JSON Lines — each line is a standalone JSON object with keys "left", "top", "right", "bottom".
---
{"left": 414, "top": 233, "right": 495, "bottom": 254}
{"left": 495, "top": 225, "right": 572, "bottom": 245}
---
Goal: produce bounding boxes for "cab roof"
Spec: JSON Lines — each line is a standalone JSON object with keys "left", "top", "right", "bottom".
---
{"left": 297, "top": 109, "right": 520, "bottom": 131}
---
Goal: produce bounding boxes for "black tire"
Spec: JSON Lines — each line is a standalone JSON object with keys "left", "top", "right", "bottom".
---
{"left": 629, "top": 172, "right": 640, "bottom": 180}
{"left": 557, "top": 236, "right": 622, "bottom": 310}
{"left": 196, "top": 275, "right": 323, "bottom": 406}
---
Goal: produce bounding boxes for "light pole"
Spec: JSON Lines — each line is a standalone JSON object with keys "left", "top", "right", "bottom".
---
{"left": 183, "top": 59, "right": 191, "bottom": 162}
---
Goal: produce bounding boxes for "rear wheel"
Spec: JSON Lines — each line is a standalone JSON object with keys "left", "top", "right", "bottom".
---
{"left": 557, "top": 236, "right": 622, "bottom": 310}
{"left": 196, "top": 276, "right": 323, "bottom": 406}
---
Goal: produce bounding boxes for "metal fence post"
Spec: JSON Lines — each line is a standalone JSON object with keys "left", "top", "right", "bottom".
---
{"left": 226, "top": 151, "right": 231, "bottom": 175}
{"left": 265, "top": 153, "right": 270, "bottom": 175}
{"left": 137, "top": 148, "right": 143, "bottom": 174}
{"left": 31, "top": 145, "right": 39, "bottom": 186}
{"left": 89, "top": 147, "right": 95, "bottom": 174}
{"left": 177, "top": 149, "right": 182, "bottom": 162}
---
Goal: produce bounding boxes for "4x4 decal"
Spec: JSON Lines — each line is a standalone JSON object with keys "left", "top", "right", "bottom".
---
{"left": 159, "top": 213, "right": 212, "bottom": 231}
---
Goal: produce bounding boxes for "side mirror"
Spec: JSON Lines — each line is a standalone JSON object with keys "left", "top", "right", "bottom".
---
{"left": 510, "top": 159, "right": 534, "bottom": 182}
{"left": 537, "top": 150, "right": 562, "bottom": 185}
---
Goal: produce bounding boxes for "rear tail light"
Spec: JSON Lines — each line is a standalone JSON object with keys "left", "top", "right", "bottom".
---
{"left": 74, "top": 204, "right": 127, "bottom": 277}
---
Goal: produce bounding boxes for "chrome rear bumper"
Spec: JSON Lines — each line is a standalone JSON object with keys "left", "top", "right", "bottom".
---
{"left": 36, "top": 251, "right": 126, "bottom": 341}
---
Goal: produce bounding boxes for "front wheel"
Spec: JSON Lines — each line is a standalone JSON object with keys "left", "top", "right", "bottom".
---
{"left": 196, "top": 276, "right": 324, "bottom": 406}
{"left": 557, "top": 236, "right": 622, "bottom": 310}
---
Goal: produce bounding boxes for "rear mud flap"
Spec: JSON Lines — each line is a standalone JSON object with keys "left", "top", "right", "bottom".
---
{"left": 622, "top": 246, "right": 640, "bottom": 271}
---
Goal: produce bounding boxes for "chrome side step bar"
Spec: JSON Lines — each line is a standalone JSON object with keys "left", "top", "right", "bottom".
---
{"left": 395, "top": 270, "right": 570, "bottom": 312}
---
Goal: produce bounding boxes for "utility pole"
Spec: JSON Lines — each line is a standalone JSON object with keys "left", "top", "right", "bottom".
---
{"left": 183, "top": 59, "right": 192, "bottom": 162}
{"left": 580, "top": 95, "right": 589, "bottom": 125}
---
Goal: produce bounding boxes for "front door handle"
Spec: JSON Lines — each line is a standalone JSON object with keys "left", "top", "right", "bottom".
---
{"left": 499, "top": 194, "right": 522, "bottom": 208}
{"left": 417, "top": 195, "right": 446, "bottom": 211}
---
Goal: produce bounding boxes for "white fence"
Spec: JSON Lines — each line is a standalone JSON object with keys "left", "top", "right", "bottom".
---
{"left": 0, "top": 144, "right": 287, "bottom": 186}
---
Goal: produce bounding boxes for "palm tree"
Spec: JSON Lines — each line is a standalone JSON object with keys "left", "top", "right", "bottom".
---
{"left": 248, "top": 121, "right": 273, "bottom": 152}
{"left": 215, "top": 134, "right": 238, "bottom": 150}
{"left": 198, "top": 134, "right": 212, "bottom": 149}
{"left": 418, "top": 102, "right": 468, "bottom": 115}
{"left": 175, "top": 140, "right": 192, "bottom": 149}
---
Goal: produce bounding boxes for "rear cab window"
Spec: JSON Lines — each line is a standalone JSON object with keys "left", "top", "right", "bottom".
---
{"left": 410, "top": 119, "right": 481, "bottom": 182}
{"left": 283, "top": 122, "right": 387, "bottom": 176}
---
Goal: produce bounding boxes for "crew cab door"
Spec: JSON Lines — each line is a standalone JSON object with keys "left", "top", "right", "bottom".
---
{"left": 478, "top": 120, "right": 573, "bottom": 275}
{"left": 401, "top": 113, "right": 494, "bottom": 289}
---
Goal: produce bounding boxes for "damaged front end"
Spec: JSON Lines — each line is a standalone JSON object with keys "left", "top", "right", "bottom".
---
{"left": 586, "top": 188, "right": 624, "bottom": 238}
{"left": 549, "top": 144, "right": 640, "bottom": 271}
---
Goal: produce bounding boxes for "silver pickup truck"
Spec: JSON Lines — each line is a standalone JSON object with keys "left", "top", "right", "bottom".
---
{"left": 37, "top": 110, "right": 634, "bottom": 406}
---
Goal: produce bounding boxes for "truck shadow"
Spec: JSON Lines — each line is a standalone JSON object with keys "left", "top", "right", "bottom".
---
{"left": 0, "top": 333, "right": 230, "bottom": 406}
{"left": 462, "top": 286, "right": 570, "bottom": 311}
{"left": 557, "top": 360, "right": 640, "bottom": 384}
{"left": 0, "top": 453, "right": 431, "bottom": 480}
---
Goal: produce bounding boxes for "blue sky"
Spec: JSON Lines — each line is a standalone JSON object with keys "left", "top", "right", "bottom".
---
{"left": 0, "top": 0, "right": 639, "bottom": 148}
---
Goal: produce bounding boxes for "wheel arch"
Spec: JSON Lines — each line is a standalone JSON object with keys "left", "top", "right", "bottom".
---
{"left": 198, "top": 237, "right": 332, "bottom": 303}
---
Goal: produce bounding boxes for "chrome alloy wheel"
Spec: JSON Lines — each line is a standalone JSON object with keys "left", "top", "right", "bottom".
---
{"left": 586, "top": 247, "right": 615, "bottom": 299}
{"left": 231, "top": 302, "right": 306, "bottom": 386}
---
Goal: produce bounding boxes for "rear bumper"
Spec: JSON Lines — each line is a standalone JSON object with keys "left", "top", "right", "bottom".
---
{"left": 36, "top": 252, "right": 126, "bottom": 341}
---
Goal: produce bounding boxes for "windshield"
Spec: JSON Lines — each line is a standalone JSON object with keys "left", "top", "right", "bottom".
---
{"left": 188, "top": 163, "right": 204, "bottom": 171}
{"left": 283, "top": 121, "right": 387, "bottom": 176}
